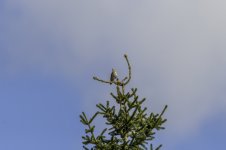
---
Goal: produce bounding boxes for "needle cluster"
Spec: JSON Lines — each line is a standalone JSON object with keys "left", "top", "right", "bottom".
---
{"left": 80, "top": 54, "right": 167, "bottom": 150}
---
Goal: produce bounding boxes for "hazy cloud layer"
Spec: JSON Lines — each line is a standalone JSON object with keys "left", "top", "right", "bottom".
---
{"left": 2, "top": 0, "right": 226, "bottom": 144}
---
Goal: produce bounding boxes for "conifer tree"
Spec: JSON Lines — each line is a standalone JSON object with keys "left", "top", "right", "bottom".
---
{"left": 80, "top": 54, "right": 167, "bottom": 150}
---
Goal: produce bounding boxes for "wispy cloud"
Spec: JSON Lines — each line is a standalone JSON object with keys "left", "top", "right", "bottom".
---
{"left": 2, "top": 0, "right": 226, "bottom": 144}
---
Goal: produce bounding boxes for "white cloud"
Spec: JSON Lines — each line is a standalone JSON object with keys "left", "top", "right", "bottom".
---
{"left": 2, "top": 0, "right": 226, "bottom": 143}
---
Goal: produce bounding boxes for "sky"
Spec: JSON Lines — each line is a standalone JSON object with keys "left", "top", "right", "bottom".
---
{"left": 1, "top": 0, "right": 226, "bottom": 149}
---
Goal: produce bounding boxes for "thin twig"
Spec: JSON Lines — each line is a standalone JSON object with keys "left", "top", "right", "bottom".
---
{"left": 123, "top": 54, "right": 132, "bottom": 85}
{"left": 93, "top": 76, "right": 112, "bottom": 84}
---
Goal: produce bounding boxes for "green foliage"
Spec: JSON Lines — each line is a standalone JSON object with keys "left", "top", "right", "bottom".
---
{"left": 80, "top": 54, "right": 167, "bottom": 150}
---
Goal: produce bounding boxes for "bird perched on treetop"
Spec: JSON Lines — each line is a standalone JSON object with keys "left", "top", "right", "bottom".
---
{"left": 110, "top": 68, "right": 118, "bottom": 84}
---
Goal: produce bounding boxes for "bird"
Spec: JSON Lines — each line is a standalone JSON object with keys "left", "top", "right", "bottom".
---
{"left": 110, "top": 68, "right": 118, "bottom": 84}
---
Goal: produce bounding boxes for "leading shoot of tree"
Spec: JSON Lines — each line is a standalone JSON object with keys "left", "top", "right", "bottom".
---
{"left": 80, "top": 54, "right": 167, "bottom": 150}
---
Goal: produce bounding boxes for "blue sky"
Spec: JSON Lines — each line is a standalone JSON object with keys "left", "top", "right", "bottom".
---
{"left": 1, "top": 0, "right": 226, "bottom": 149}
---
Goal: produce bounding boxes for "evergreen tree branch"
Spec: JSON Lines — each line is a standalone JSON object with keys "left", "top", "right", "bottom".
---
{"left": 80, "top": 54, "right": 167, "bottom": 150}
